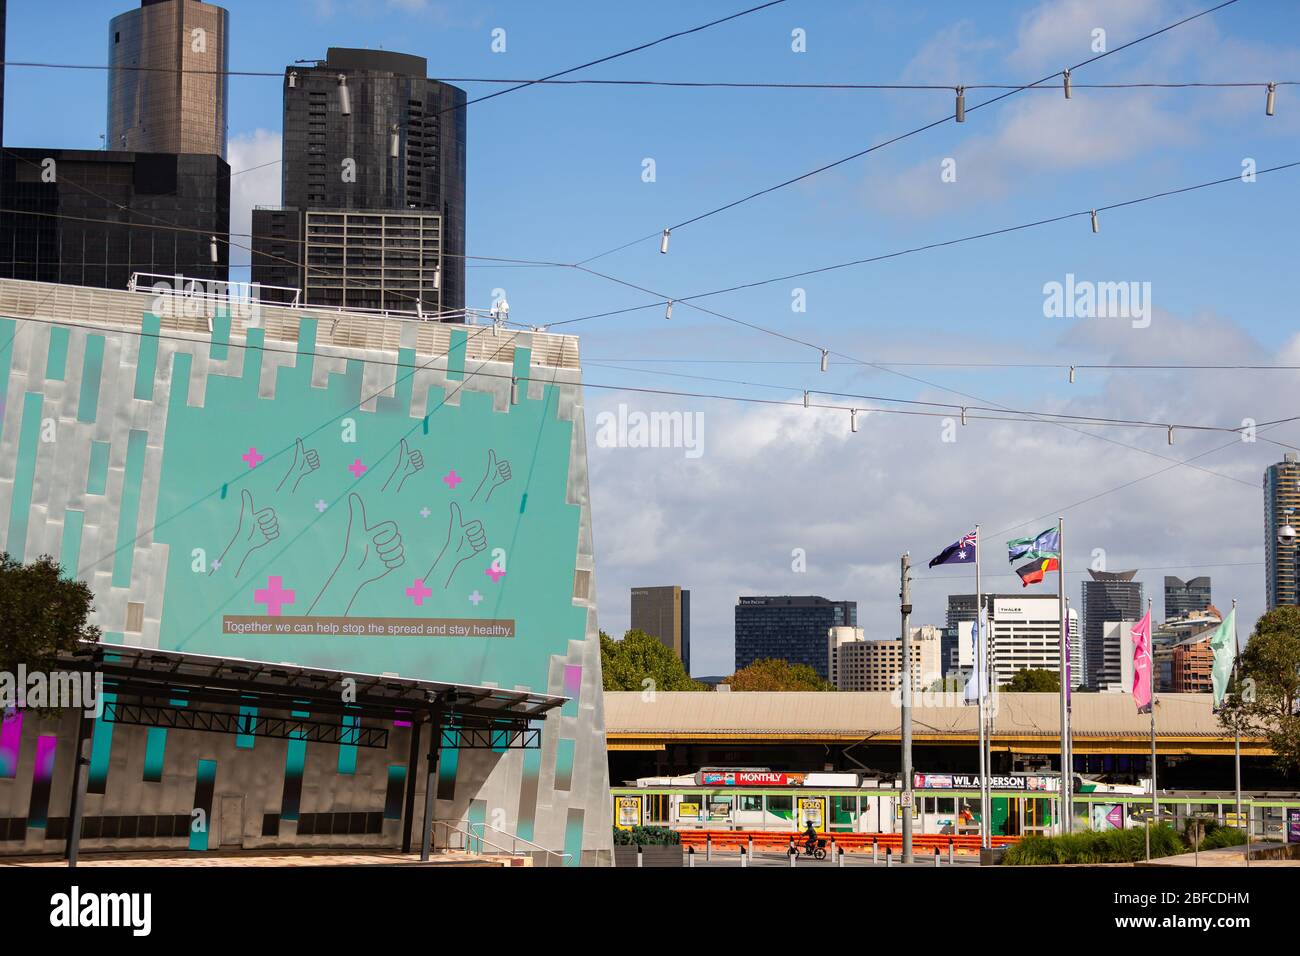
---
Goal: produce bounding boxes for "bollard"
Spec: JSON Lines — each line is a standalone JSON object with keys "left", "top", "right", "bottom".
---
{"left": 740, "top": 845, "right": 747, "bottom": 868}
{"left": 934, "top": 848, "right": 941, "bottom": 867}
{"left": 948, "top": 839, "right": 954, "bottom": 865}
{"left": 706, "top": 833, "right": 712, "bottom": 863}
{"left": 789, "top": 840, "right": 797, "bottom": 868}
{"left": 748, "top": 834, "right": 754, "bottom": 858}
{"left": 885, "top": 846, "right": 892, "bottom": 868}
{"left": 873, "top": 839, "right": 878, "bottom": 864}
{"left": 837, "top": 845, "right": 845, "bottom": 868}
{"left": 688, "top": 845, "right": 695, "bottom": 868}
{"left": 637, "top": 844, "right": 643, "bottom": 868}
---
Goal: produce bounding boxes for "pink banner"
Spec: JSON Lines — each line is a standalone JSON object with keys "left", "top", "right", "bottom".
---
{"left": 1132, "top": 609, "right": 1153, "bottom": 714}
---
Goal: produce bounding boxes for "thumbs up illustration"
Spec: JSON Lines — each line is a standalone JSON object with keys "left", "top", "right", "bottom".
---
{"left": 277, "top": 437, "right": 321, "bottom": 494}
{"left": 382, "top": 437, "right": 425, "bottom": 494}
{"left": 471, "top": 448, "right": 512, "bottom": 503}
{"left": 217, "top": 488, "right": 280, "bottom": 578}
{"left": 426, "top": 500, "right": 487, "bottom": 588}
{"left": 309, "top": 492, "right": 405, "bottom": 615}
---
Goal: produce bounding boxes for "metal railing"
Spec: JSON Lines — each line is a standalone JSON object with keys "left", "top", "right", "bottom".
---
{"left": 433, "top": 820, "right": 518, "bottom": 858}
{"left": 469, "top": 822, "right": 571, "bottom": 867}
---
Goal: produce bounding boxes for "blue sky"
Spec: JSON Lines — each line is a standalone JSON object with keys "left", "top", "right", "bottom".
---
{"left": 6, "top": 0, "right": 1300, "bottom": 674}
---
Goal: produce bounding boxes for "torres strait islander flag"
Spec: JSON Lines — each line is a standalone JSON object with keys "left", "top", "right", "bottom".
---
{"left": 1006, "top": 527, "right": 1060, "bottom": 564}
{"left": 1132, "top": 608, "right": 1153, "bottom": 714}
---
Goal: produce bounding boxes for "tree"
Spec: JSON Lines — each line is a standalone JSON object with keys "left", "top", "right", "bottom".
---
{"left": 724, "top": 658, "right": 834, "bottom": 692}
{"left": 1218, "top": 606, "right": 1300, "bottom": 776}
{"left": 1000, "top": 668, "right": 1060, "bottom": 692}
{"left": 0, "top": 553, "right": 101, "bottom": 679}
{"left": 601, "top": 629, "right": 704, "bottom": 692}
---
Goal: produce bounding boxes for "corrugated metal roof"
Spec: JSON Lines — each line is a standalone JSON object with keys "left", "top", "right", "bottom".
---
{"left": 603, "top": 691, "right": 1234, "bottom": 738}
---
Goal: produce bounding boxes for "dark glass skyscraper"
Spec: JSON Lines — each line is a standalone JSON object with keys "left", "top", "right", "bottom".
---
{"left": 1164, "top": 575, "right": 1211, "bottom": 619}
{"left": 1265, "top": 453, "right": 1300, "bottom": 610}
{"left": 1081, "top": 570, "right": 1143, "bottom": 689}
{"left": 0, "top": 149, "right": 230, "bottom": 288}
{"left": 252, "top": 48, "right": 466, "bottom": 316}
{"left": 734, "top": 595, "right": 857, "bottom": 679}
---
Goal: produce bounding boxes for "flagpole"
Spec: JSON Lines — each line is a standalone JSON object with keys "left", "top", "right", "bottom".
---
{"left": 975, "top": 525, "right": 990, "bottom": 849}
{"left": 1232, "top": 597, "right": 1242, "bottom": 839}
{"left": 1057, "top": 516, "right": 1071, "bottom": 833}
{"left": 1149, "top": 596, "right": 1159, "bottom": 830}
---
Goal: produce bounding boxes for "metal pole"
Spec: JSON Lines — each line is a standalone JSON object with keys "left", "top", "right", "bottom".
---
{"left": 975, "top": 526, "right": 990, "bottom": 849}
{"left": 419, "top": 708, "right": 444, "bottom": 862}
{"left": 1057, "top": 516, "right": 1072, "bottom": 833}
{"left": 900, "top": 552, "right": 914, "bottom": 864}
{"left": 400, "top": 719, "right": 423, "bottom": 854}
{"left": 66, "top": 714, "right": 93, "bottom": 868}
{"left": 1232, "top": 598, "right": 1243, "bottom": 839}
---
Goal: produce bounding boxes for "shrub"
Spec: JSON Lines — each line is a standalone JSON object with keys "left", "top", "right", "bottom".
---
{"left": 1190, "top": 822, "right": 1248, "bottom": 852}
{"left": 1002, "top": 824, "right": 1183, "bottom": 865}
{"left": 612, "top": 825, "right": 680, "bottom": 846}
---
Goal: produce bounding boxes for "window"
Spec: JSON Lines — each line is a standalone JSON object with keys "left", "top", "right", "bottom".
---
{"left": 739, "top": 795, "right": 762, "bottom": 812}
{"left": 767, "top": 795, "right": 793, "bottom": 819}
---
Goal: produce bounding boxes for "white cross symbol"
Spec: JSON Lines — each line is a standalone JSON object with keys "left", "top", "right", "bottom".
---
{"left": 419, "top": 507, "right": 431, "bottom": 518}
{"left": 315, "top": 499, "right": 328, "bottom": 513}
{"left": 468, "top": 590, "right": 484, "bottom": 606}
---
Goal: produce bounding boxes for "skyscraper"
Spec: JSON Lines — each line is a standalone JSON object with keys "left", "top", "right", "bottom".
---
{"left": 108, "top": 0, "right": 230, "bottom": 158}
{"left": 251, "top": 48, "right": 466, "bottom": 316}
{"left": 734, "top": 595, "right": 856, "bottom": 679}
{"left": 1164, "top": 575, "right": 1211, "bottom": 619}
{"left": 987, "top": 596, "right": 1081, "bottom": 689}
{"left": 1081, "top": 570, "right": 1143, "bottom": 689}
{"left": 630, "top": 586, "right": 691, "bottom": 673}
{"left": 1265, "top": 453, "right": 1300, "bottom": 610}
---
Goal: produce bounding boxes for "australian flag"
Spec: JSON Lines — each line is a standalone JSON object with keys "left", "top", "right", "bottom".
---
{"left": 928, "top": 529, "right": 978, "bottom": 568}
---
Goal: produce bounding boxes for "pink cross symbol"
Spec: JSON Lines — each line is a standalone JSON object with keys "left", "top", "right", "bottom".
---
{"left": 405, "top": 579, "right": 433, "bottom": 606}
{"left": 242, "top": 447, "right": 264, "bottom": 469}
{"left": 484, "top": 564, "right": 506, "bottom": 583}
{"left": 254, "top": 576, "right": 295, "bottom": 616}
{"left": 348, "top": 458, "right": 367, "bottom": 478}
{"left": 442, "top": 469, "right": 462, "bottom": 490}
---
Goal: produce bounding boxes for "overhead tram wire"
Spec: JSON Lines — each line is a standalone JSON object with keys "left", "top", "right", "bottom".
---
{"left": 574, "top": 0, "right": 1245, "bottom": 265}
{"left": 557, "top": 160, "right": 1300, "bottom": 326}
{"left": 582, "top": 358, "right": 1300, "bottom": 372}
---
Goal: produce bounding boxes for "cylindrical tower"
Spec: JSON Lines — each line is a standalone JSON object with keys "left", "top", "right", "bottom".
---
{"left": 108, "top": 0, "right": 229, "bottom": 158}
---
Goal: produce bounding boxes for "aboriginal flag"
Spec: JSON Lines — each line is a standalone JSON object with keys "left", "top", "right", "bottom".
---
{"left": 1016, "top": 556, "right": 1060, "bottom": 586}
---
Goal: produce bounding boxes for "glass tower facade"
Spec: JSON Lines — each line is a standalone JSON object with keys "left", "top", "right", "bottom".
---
{"left": 252, "top": 48, "right": 466, "bottom": 317}
{"left": 1081, "top": 570, "right": 1143, "bottom": 689}
{"left": 1265, "top": 453, "right": 1300, "bottom": 610}
{"left": 108, "top": 0, "right": 230, "bottom": 159}
{"left": 1163, "top": 575, "right": 1212, "bottom": 619}
{"left": 734, "top": 595, "right": 857, "bottom": 679}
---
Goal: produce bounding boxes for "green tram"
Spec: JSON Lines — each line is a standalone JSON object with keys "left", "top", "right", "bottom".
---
{"left": 612, "top": 770, "right": 1300, "bottom": 840}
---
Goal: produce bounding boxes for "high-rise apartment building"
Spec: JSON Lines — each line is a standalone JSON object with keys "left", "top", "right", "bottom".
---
{"left": 827, "top": 626, "right": 941, "bottom": 692}
{"left": 630, "top": 586, "right": 691, "bottom": 673}
{"left": 251, "top": 48, "right": 466, "bottom": 316}
{"left": 1164, "top": 575, "right": 1211, "bottom": 619}
{"left": 1265, "top": 453, "right": 1300, "bottom": 610}
{"left": 1081, "top": 570, "right": 1143, "bottom": 689}
{"left": 734, "top": 595, "right": 856, "bottom": 679}
{"left": 108, "top": 0, "right": 230, "bottom": 158}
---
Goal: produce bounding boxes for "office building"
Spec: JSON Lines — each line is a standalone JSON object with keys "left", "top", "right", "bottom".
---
{"left": 1081, "top": 570, "right": 1143, "bottom": 689}
{"left": 987, "top": 596, "right": 1081, "bottom": 689}
{"left": 1171, "top": 634, "right": 1216, "bottom": 693}
{"left": 1097, "top": 621, "right": 1134, "bottom": 692}
{"left": 251, "top": 48, "right": 466, "bottom": 316}
{"left": 1153, "top": 608, "right": 1222, "bottom": 693}
{"left": 827, "top": 626, "right": 941, "bottom": 692}
{"left": 1164, "top": 576, "right": 1211, "bottom": 619}
{"left": 630, "top": 585, "right": 691, "bottom": 673}
{"left": 0, "top": 149, "right": 230, "bottom": 288}
{"left": 1265, "top": 453, "right": 1300, "bottom": 609}
{"left": 734, "top": 595, "right": 856, "bottom": 679}
{"left": 108, "top": 0, "right": 230, "bottom": 159}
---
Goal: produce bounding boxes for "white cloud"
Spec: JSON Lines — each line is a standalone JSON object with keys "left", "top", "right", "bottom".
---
{"left": 587, "top": 308, "right": 1294, "bottom": 676}
{"left": 227, "top": 129, "right": 283, "bottom": 273}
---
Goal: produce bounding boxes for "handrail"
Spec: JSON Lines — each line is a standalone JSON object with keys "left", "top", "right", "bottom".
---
{"left": 433, "top": 820, "right": 517, "bottom": 857}
{"left": 469, "top": 821, "right": 571, "bottom": 866}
